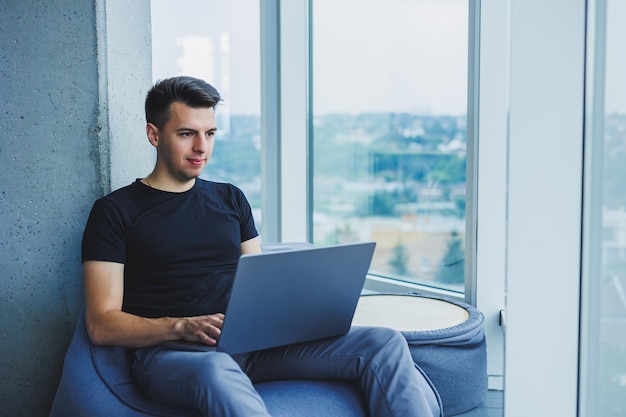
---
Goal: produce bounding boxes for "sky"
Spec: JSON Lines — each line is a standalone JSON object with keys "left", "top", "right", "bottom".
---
{"left": 311, "top": 0, "right": 468, "bottom": 115}
{"left": 151, "top": 0, "right": 468, "bottom": 116}
{"left": 151, "top": 0, "right": 261, "bottom": 115}
{"left": 151, "top": 0, "right": 625, "bottom": 116}
{"left": 606, "top": 0, "right": 626, "bottom": 114}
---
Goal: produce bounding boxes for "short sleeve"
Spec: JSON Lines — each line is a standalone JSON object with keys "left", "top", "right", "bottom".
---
{"left": 81, "top": 198, "right": 128, "bottom": 264}
{"left": 233, "top": 185, "right": 258, "bottom": 242}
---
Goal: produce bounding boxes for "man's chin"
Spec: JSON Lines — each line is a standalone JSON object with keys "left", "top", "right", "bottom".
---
{"left": 183, "top": 167, "right": 205, "bottom": 180}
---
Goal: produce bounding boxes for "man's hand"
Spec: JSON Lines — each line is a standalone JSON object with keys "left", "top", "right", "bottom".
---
{"left": 84, "top": 260, "right": 225, "bottom": 348}
{"left": 174, "top": 313, "right": 225, "bottom": 345}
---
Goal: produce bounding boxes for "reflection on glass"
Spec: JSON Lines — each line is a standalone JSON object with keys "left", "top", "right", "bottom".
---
{"left": 150, "top": 0, "right": 262, "bottom": 232}
{"left": 582, "top": 0, "right": 626, "bottom": 415}
{"left": 311, "top": 0, "right": 469, "bottom": 291}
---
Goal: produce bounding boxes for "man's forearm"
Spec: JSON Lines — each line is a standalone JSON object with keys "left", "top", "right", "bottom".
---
{"left": 86, "top": 309, "right": 181, "bottom": 348}
{"left": 86, "top": 308, "right": 224, "bottom": 348}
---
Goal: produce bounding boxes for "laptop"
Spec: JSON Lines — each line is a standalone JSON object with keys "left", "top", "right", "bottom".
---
{"left": 163, "top": 241, "right": 376, "bottom": 355}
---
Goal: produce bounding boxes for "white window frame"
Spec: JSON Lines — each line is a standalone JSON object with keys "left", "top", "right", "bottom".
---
{"left": 260, "top": 0, "right": 309, "bottom": 244}
{"left": 474, "top": 0, "right": 508, "bottom": 390}
{"left": 504, "top": 1, "right": 585, "bottom": 416}
{"left": 262, "top": 0, "right": 509, "bottom": 390}
{"left": 264, "top": 0, "right": 484, "bottom": 293}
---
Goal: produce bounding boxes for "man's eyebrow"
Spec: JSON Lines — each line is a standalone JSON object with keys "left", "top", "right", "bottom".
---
{"left": 175, "top": 127, "right": 217, "bottom": 132}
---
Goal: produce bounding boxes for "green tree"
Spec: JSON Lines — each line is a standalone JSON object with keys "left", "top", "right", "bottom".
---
{"left": 388, "top": 240, "right": 409, "bottom": 276}
{"left": 436, "top": 231, "right": 465, "bottom": 284}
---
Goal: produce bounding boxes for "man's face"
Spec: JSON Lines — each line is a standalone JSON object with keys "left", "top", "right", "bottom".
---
{"left": 151, "top": 101, "right": 217, "bottom": 183}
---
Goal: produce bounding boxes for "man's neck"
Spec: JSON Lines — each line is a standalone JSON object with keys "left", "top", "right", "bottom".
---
{"left": 143, "top": 173, "right": 196, "bottom": 193}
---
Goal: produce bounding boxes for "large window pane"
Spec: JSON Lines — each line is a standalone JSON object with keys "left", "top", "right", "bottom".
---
{"left": 581, "top": 1, "right": 626, "bottom": 415}
{"left": 311, "top": 0, "right": 469, "bottom": 292}
{"left": 151, "top": 0, "right": 262, "bottom": 232}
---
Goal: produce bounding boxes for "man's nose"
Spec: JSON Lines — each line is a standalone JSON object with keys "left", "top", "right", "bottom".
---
{"left": 192, "top": 135, "right": 209, "bottom": 152}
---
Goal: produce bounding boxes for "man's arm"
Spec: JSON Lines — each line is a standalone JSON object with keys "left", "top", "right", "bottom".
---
{"left": 83, "top": 260, "right": 224, "bottom": 348}
{"left": 241, "top": 236, "right": 262, "bottom": 255}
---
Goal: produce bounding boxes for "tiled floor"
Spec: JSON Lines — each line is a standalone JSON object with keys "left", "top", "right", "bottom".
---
{"left": 455, "top": 390, "right": 503, "bottom": 417}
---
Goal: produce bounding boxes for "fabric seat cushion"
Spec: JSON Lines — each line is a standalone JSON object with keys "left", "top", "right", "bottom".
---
{"left": 353, "top": 293, "right": 488, "bottom": 416}
{"left": 49, "top": 310, "right": 367, "bottom": 417}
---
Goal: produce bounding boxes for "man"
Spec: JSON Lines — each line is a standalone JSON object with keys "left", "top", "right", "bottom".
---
{"left": 82, "top": 76, "right": 441, "bottom": 417}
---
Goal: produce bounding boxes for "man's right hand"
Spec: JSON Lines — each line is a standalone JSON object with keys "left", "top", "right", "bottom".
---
{"left": 84, "top": 260, "right": 223, "bottom": 349}
{"left": 174, "top": 313, "right": 225, "bottom": 345}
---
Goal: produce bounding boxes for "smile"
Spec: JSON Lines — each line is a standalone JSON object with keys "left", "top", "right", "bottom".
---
{"left": 187, "top": 158, "right": 206, "bottom": 166}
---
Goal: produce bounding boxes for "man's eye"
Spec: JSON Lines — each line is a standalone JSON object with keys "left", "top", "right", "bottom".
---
{"left": 181, "top": 131, "right": 193, "bottom": 137}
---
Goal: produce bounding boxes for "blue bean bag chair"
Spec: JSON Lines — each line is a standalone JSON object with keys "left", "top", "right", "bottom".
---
{"left": 353, "top": 293, "right": 488, "bottom": 416}
{"left": 48, "top": 309, "right": 373, "bottom": 417}
{"left": 49, "top": 243, "right": 482, "bottom": 416}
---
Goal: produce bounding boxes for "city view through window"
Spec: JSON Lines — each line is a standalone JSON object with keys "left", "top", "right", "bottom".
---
{"left": 311, "top": 0, "right": 469, "bottom": 291}
{"left": 310, "top": 112, "right": 467, "bottom": 289}
{"left": 151, "top": 0, "right": 469, "bottom": 291}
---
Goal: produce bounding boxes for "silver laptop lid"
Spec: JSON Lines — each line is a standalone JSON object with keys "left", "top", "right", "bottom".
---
{"left": 217, "top": 241, "right": 376, "bottom": 355}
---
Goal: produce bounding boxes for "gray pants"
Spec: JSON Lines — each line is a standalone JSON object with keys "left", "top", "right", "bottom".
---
{"left": 132, "top": 326, "right": 442, "bottom": 417}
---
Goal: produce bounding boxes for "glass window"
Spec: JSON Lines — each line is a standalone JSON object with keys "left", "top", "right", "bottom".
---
{"left": 151, "top": 0, "right": 262, "bottom": 232}
{"left": 581, "top": 1, "right": 626, "bottom": 415}
{"left": 311, "top": 0, "right": 469, "bottom": 292}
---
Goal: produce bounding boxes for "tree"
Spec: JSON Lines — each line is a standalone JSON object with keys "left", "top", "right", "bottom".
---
{"left": 388, "top": 240, "right": 409, "bottom": 276}
{"left": 436, "top": 231, "right": 465, "bottom": 284}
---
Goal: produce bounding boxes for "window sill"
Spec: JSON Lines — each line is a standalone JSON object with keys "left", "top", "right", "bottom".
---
{"left": 364, "top": 274, "right": 465, "bottom": 303}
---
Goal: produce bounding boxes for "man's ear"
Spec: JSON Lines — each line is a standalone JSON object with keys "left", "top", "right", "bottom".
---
{"left": 146, "top": 123, "right": 159, "bottom": 147}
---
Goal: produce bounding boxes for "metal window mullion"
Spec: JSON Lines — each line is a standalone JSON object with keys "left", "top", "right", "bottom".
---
{"left": 278, "top": 0, "right": 310, "bottom": 242}
{"left": 260, "top": 0, "right": 281, "bottom": 243}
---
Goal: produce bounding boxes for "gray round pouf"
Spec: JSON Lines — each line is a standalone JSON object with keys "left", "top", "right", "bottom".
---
{"left": 352, "top": 293, "right": 488, "bottom": 417}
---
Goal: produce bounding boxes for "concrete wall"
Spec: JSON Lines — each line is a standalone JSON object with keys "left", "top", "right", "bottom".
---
{"left": 0, "top": 1, "right": 152, "bottom": 415}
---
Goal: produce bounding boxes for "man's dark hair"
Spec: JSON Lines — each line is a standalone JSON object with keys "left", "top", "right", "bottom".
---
{"left": 145, "top": 76, "right": 222, "bottom": 130}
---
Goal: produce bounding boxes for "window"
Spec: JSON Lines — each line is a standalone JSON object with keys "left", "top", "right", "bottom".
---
{"left": 580, "top": 1, "right": 626, "bottom": 415}
{"left": 310, "top": 0, "right": 470, "bottom": 293}
{"left": 150, "top": 0, "right": 503, "bottom": 390}
{"left": 151, "top": 0, "right": 262, "bottom": 233}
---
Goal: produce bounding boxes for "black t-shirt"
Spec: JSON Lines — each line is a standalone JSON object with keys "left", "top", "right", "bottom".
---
{"left": 81, "top": 179, "right": 258, "bottom": 318}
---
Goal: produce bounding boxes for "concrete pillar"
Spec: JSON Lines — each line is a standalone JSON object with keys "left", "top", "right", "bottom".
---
{"left": 0, "top": 1, "right": 152, "bottom": 415}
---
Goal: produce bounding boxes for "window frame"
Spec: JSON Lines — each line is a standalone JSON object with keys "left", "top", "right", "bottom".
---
{"left": 260, "top": 0, "right": 310, "bottom": 244}
{"left": 264, "top": 0, "right": 480, "bottom": 298}
{"left": 261, "top": 0, "right": 506, "bottom": 390}
{"left": 504, "top": 0, "right": 585, "bottom": 415}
